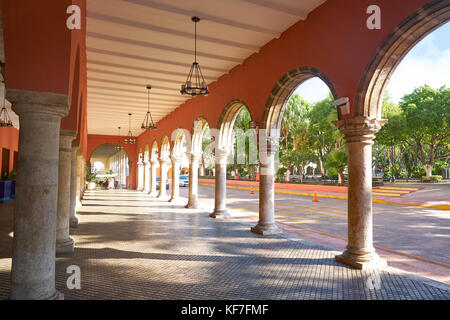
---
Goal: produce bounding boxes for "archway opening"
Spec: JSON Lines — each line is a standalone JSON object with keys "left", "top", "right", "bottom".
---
{"left": 89, "top": 143, "right": 130, "bottom": 190}
{"left": 373, "top": 22, "right": 450, "bottom": 183}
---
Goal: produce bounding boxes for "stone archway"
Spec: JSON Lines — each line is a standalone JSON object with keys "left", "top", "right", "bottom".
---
{"left": 88, "top": 143, "right": 131, "bottom": 190}
{"left": 143, "top": 144, "right": 150, "bottom": 192}
{"left": 148, "top": 139, "right": 159, "bottom": 197}
{"left": 169, "top": 128, "right": 189, "bottom": 202}
{"left": 331, "top": 0, "right": 450, "bottom": 271}
{"left": 157, "top": 135, "right": 171, "bottom": 199}
{"left": 137, "top": 147, "right": 144, "bottom": 191}
{"left": 186, "top": 117, "right": 210, "bottom": 209}
{"left": 355, "top": 0, "right": 450, "bottom": 118}
{"left": 210, "top": 99, "right": 255, "bottom": 218}
{"left": 253, "top": 66, "right": 338, "bottom": 235}
{"left": 261, "top": 66, "right": 338, "bottom": 138}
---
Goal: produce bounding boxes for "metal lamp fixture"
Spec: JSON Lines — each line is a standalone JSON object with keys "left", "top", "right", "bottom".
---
{"left": 124, "top": 113, "right": 136, "bottom": 144}
{"left": 0, "top": 77, "right": 13, "bottom": 127}
{"left": 115, "top": 127, "right": 123, "bottom": 151}
{"left": 0, "top": 102, "right": 13, "bottom": 127}
{"left": 141, "top": 85, "right": 157, "bottom": 130}
{"left": 180, "top": 16, "right": 209, "bottom": 97}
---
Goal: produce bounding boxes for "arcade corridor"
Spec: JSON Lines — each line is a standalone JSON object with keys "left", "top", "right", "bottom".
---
{"left": 0, "top": 190, "right": 448, "bottom": 300}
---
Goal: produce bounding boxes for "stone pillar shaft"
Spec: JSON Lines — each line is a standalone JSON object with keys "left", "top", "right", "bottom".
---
{"left": 56, "top": 130, "right": 76, "bottom": 255}
{"left": 169, "top": 156, "right": 181, "bottom": 202}
{"left": 334, "top": 116, "right": 387, "bottom": 270}
{"left": 149, "top": 160, "right": 158, "bottom": 197}
{"left": 137, "top": 161, "right": 144, "bottom": 191}
{"left": 75, "top": 154, "right": 83, "bottom": 208}
{"left": 158, "top": 158, "right": 170, "bottom": 199}
{"left": 210, "top": 150, "right": 229, "bottom": 218}
{"left": 185, "top": 154, "right": 200, "bottom": 209}
{"left": 69, "top": 144, "right": 79, "bottom": 228}
{"left": 144, "top": 161, "right": 150, "bottom": 192}
{"left": 8, "top": 89, "right": 68, "bottom": 300}
{"left": 252, "top": 146, "right": 280, "bottom": 235}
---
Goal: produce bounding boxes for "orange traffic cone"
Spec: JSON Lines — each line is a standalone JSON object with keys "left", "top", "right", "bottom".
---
{"left": 313, "top": 192, "right": 319, "bottom": 202}
{"left": 250, "top": 187, "right": 254, "bottom": 195}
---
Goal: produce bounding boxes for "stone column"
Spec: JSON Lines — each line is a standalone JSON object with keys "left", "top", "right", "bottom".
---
{"left": 7, "top": 89, "right": 68, "bottom": 300}
{"left": 185, "top": 153, "right": 200, "bottom": 209}
{"left": 251, "top": 142, "right": 280, "bottom": 235}
{"left": 334, "top": 116, "right": 387, "bottom": 270}
{"left": 80, "top": 160, "right": 86, "bottom": 198}
{"left": 210, "top": 149, "right": 230, "bottom": 218}
{"left": 69, "top": 143, "right": 79, "bottom": 228}
{"left": 149, "top": 159, "right": 158, "bottom": 197}
{"left": 144, "top": 160, "right": 150, "bottom": 193}
{"left": 169, "top": 155, "right": 181, "bottom": 202}
{"left": 137, "top": 161, "right": 144, "bottom": 191}
{"left": 75, "top": 154, "right": 83, "bottom": 207}
{"left": 157, "top": 158, "right": 170, "bottom": 199}
{"left": 56, "top": 130, "right": 76, "bottom": 255}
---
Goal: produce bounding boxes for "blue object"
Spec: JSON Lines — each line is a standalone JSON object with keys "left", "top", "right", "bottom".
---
{"left": 10, "top": 180, "right": 16, "bottom": 198}
{"left": 0, "top": 180, "right": 12, "bottom": 202}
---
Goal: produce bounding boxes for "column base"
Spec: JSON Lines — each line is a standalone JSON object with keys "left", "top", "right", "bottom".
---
{"left": 251, "top": 223, "right": 281, "bottom": 236}
{"left": 56, "top": 238, "right": 75, "bottom": 256}
{"left": 70, "top": 216, "right": 79, "bottom": 229}
{"left": 209, "top": 209, "right": 230, "bottom": 219}
{"left": 185, "top": 201, "right": 198, "bottom": 209}
{"left": 10, "top": 286, "right": 64, "bottom": 300}
{"left": 335, "top": 249, "right": 387, "bottom": 270}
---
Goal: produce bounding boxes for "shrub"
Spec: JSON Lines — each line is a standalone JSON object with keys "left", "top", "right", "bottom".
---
{"left": 422, "top": 175, "right": 442, "bottom": 181}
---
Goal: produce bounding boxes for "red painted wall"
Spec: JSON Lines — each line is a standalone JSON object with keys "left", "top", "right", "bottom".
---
{"left": 136, "top": 0, "right": 429, "bottom": 151}
{"left": 0, "top": 126, "right": 19, "bottom": 174}
{"left": 87, "top": 134, "right": 138, "bottom": 189}
{"left": 1, "top": 0, "right": 88, "bottom": 159}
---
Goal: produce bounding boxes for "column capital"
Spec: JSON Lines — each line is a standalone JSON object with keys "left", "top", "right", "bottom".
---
{"left": 215, "top": 148, "right": 229, "bottom": 164}
{"left": 189, "top": 153, "right": 201, "bottom": 163}
{"left": 59, "top": 130, "right": 76, "bottom": 151}
{"left": 170, "top": 154, "right": 182, "bottom": 163}
{"left": 333, "top": 116, "right": 386, "bottom": 144}
{"left": 159, "top": 157, "right": 171, "bottom": 165}
{"left": 7, "top": 89, "right": 69, "bottom": 119}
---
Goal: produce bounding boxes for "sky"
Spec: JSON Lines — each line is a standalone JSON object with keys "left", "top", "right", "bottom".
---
{"left": 294, "top": 22, "right": 450, "bottom": 104}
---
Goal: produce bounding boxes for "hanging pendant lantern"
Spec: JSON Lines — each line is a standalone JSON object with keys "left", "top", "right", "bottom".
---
{"left": 125, "top": 113, "right": 136, "bottom": 144}
{"left": 180, "top": 16, "right": 209, "bottom": 97}
{"left": 0, "top": 86, "right": 13, "bottom": 127}
{"left": 141, "top": 85, "right": 157, "bottom": 130}
{"left": 115, "top": 127, "right": 123, "bottom": 151}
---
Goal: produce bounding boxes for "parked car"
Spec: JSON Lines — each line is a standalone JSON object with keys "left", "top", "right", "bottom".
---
{"left": 156, "top": 177, "right": 169, "bottom": 190}
{"left": 179, "top": 175, "right": 189, "bottom": 187}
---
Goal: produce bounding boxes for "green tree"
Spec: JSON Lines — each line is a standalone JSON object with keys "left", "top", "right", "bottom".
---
{"left": 399, "top": 85, "right": 450, "bottom": 178}
{"left": 307, "top": 94, "right": 343, "bottom": 177}
{"left": 324, "top": 149, "right": 348, "bottom": 184}
{"left": 375, "top": 94, "right": 406, "bottom": 181}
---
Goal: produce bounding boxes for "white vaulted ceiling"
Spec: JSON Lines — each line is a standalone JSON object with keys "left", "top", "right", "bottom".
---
{"left": 86, "top": 0, "right": 326, "bottom": 135}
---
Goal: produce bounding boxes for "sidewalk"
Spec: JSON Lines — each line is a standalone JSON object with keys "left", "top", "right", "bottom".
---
{"left": 2, "top": 190, "right": 449, "bottom": 300}
{"left": 199, "top": 179, "right": 450, "bottom": 210}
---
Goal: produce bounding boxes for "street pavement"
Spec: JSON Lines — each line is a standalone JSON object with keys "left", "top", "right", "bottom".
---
{"left": 182, "top": 183, "right": 450, "bottom": 284}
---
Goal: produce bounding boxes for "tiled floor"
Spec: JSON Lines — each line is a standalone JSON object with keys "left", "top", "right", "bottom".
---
{"left": 0, "top": 190, "right": 449, "bottom": 300}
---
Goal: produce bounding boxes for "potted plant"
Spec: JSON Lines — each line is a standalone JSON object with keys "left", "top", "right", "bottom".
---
{"left": 8, "top": 169, "right": 17, "bottom": 198}
{"left": 0, "top": 171, "right": 12, "bottom": 202}
{"left": 86, "top": 172, "right": 97, "bottom": 190}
